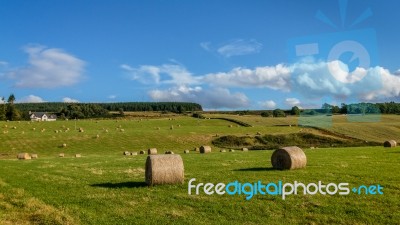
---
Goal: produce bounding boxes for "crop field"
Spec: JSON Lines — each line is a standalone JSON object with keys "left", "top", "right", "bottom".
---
{"left": 0, "top": 115, "right": 400, "bottom": 224}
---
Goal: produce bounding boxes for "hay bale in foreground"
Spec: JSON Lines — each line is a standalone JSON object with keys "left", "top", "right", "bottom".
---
{"left": 241, "top": 148, "right": 249, "bottom": 151}
{"left": 75, "top": 154, "right": 81, "bottom": 158}
{"left": 148, "top": 148, "right": 157, "bottom": 155}
{"left": 200, "top": 146, "right": 211, "bottom": 154}
{"left": 184, "top": 150, "right": 190, "bottom": 154}
{"left": 384, "top": 140, "right": 397, "bottom": 148}
{"left": 17, "top": 153, "right": 31, "bottom": 160}
{"left": 271, "top": 146, "right": 306, "bottom": 170}
{"left": 31, "top": 154, "right": 38, "bottom": 159}
{"left": 145, "top": 155, "right": 184, "bottom": 186}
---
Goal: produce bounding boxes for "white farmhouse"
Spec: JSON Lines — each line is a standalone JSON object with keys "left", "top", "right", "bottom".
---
{"left": 29, "top": 112, "right": 57, "bottom": 121}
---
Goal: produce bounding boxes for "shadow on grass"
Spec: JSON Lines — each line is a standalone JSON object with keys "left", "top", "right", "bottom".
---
{"left": 234, "top": 167, "right": 276, "bottom": 172}
{"left": 90, "top": 181, "right": 147, "bottom": 189}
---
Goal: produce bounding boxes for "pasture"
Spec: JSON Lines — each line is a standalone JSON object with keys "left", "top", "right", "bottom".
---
{"left": 0, "top": 115, "right": 399, "bottom": 224}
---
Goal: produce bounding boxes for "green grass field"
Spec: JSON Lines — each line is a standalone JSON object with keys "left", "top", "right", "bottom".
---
{"left": 0, "top": 115, "right": 399, "bottom": 224}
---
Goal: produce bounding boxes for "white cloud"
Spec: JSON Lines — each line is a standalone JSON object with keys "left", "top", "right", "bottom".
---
{"left": 359, "top": 67, "right": 400, "bottom": 101}
{"left": 290, "top": 60, "right": 400, "bottom": 101}
{"left": 200, "top": 42, "right": 211, "bottom": 51}
{"left": 203, "top": 64, "right": 291, "bottom": 91}
{"left": 18, "top": 95, "right": 46, "bottom": 103}
{"left": 148, "top": 85, "right": 249, "bottom": 109}
{"left": 62, "top": 97, "right": 79, "bottom": 103}
{"left": 6, "top": 45, "right": 85, "bottom": 88}
{"left": 285, "top": 98, "right": 301, "bottom": 107}
{"left": 108, "top": 95, "right": 117, "bottom": 99}
{"left": 0, "top": 61, "right": 8, "bottom": 67}
{"left": 121, "top": 64, "right": 199, "bottom": 85}
{"left": 260, "top": 100, "right": 276, "bottom": 109}
{"left": 217, "top": 39, "right": 262, "bottom": 57}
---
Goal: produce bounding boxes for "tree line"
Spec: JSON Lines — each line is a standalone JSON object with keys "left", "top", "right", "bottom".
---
{"left": 0, "top": 95, "right": 203, "bottom": 121}
{"left": 261, "top": 102, "right": 400, "bottom": 117}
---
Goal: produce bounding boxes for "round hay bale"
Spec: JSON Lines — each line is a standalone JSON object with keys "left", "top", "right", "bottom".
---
{"left": 75, "top": 154, "right": 81, "bottom": 158}
{"left": 17, "top": 153, "right": 31, "bottom": 160}
{"left": 123, "top": 151, "right": 130, "bottom": 155}
{"left": 229, "top": 149, "right": 235, "bottom": 152}
{"left": 62, "top": 143, "right": 67, "bottom": 148}
{"left": 131, "top": 152, "right": 138, "bottom": 156}
{"left": 31, "top": 154, "right": 38, "bottom": 159}
{"left": 170, "top": 125, "right": 174, "bottom": 130}
{"left": 194, "top": 147, "right": 200, "bottom": 152}
{"left": 148, "top": 148, "right": 157, "bottom": 155}
{"left": 271, "top": 146, "right": 306, "bottom": 170}
{"left": 96, "top": 134, "right": 100, "bottom": 138}
{"left": 139, "top": 150, "right": 145, "bottom": 154}
{"left": 165, "top": 151, "right": 174, "bottom": 154}
{"left": 241, "top": 147, "right": 249, "bottom": 152}
{"left": 220, "top": 149, "right": 226, "bottom": 153}
{"left": 59, "top": 153, "right": 65, "bottom": 158}
{"left": 145, "top": 155, "right": 184, "bottom": 186}
{"left": 384, "top": 140, "right": 397, "bottom": 148}
{"left": 200, "top": 146, "right": 211, "bottom": 154}
{"left": 184, "top": 150, "right": 190, "bottom": 154}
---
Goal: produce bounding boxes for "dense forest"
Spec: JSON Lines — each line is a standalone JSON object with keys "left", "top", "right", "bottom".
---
{"left": 15, "top": 102, "right": 202, "bottom": 114}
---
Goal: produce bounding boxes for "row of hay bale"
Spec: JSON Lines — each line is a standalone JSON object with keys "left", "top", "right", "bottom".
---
{"left": 17, "top": 153, "right": 82, "bottom": 159}
{"left": 59, "top": 153, "right": 81, "bottom": 158}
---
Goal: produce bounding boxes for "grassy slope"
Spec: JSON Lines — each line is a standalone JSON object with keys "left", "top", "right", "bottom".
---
{"left": 0, "top": 115, "right": 399, "bottom": 224}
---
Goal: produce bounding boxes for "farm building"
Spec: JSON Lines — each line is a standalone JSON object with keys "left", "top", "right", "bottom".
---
{"left": 29, "top": 112, "right": 57, "bottom": 121}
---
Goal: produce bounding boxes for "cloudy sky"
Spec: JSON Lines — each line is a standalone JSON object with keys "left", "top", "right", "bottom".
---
{"left": 0, "top": 0, "right": 399, "bottom": 109}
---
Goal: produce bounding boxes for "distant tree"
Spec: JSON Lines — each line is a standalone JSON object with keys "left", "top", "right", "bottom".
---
{"left": 6, "top": 94, "right": 21, "bottom": 121}
{"left": 273, "top": 109, "right": 286, "bottom": 117}
{"left": 7, "top": 94, "right": 15, "bottom": 104}
{"left": 322, "top": 103, "right": 332, "bottom": 114}
{"left": 261, "top": 111, "right": 273, "bottom": 117}
{"left": 291, "top": 106, "right": 300, "bottom": 116}
{"left": 332, "top": 105, "right": 340, "bottom": 114}
{"left": 0, "top": 97, "right": 6, "bottom": 120}
{"left": 340, "top": 103, "right": 347, "bottom": 114}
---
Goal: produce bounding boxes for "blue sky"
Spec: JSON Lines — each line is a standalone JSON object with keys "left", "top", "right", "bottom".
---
{"left": 0, "top": 0, "right": 399, "bottom": 110}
